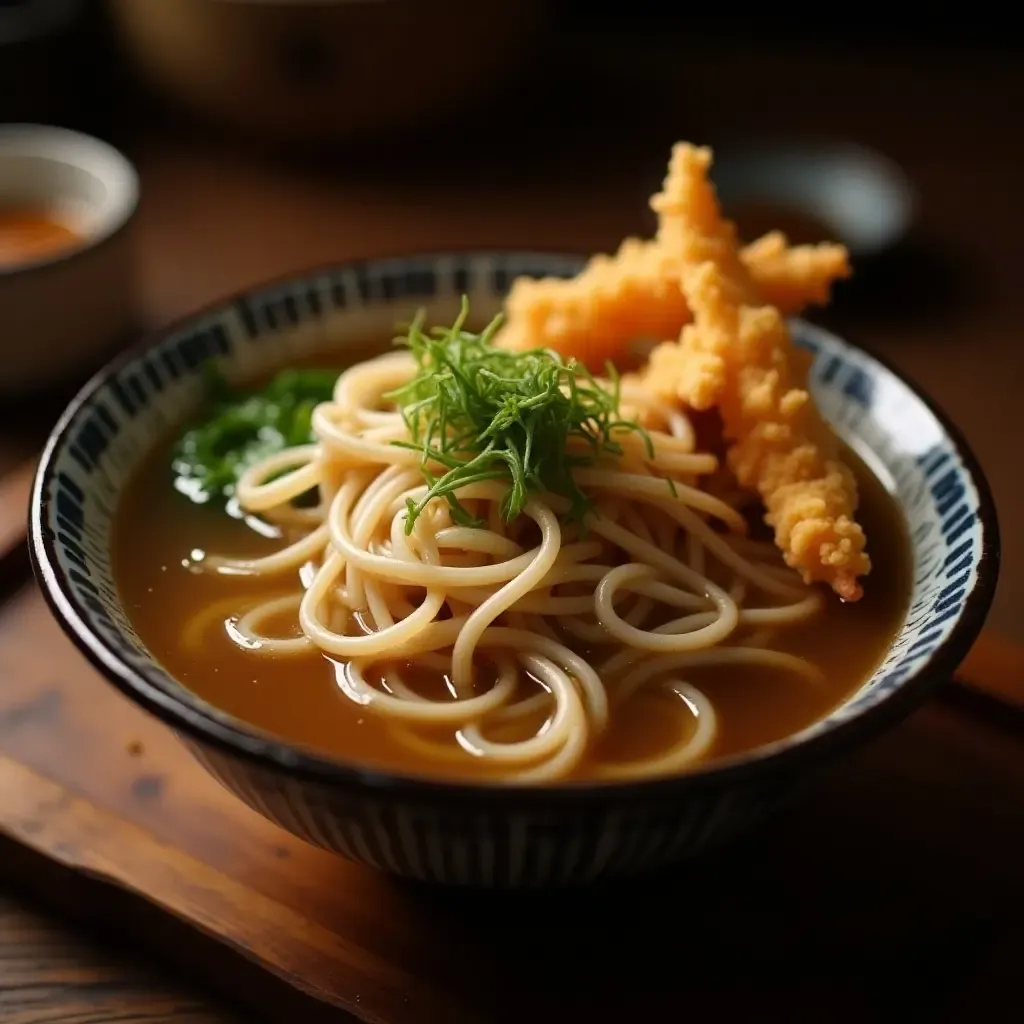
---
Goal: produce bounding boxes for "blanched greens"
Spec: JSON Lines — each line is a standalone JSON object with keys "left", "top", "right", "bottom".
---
{"left": 172, "top": 366, "right": 339, "bottom": 505}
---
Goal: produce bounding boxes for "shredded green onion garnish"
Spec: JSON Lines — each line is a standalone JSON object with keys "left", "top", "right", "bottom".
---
{"left": 172, "top": 366, "right": 339, "bottom": 506}
{"left": 386, "top": 297, "right": 654, "bottom": 534}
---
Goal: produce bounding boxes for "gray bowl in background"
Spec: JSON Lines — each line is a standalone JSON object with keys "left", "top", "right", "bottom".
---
{"left": 713, "top": 140, "right": 917, "bottom": 259}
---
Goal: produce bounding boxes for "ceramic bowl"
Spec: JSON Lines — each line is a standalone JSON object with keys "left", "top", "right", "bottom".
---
{"left": 29, "top": 251, "right": 998, "bottom": 886}
{"left": 0, "top": 124, "right": 139, "bottom": 393}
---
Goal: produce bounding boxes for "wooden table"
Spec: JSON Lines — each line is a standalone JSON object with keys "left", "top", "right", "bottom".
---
{"left": 2, "top": 28, "right": 1024, "bottom": 1023}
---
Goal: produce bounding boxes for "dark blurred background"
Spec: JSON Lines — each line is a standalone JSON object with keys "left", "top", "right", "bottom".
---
{"left": 5, "top": 2, "right": 1024, "bottom": 144}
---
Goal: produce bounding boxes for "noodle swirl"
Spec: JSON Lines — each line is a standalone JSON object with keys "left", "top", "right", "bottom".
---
{"left": 194, "top": 350, "right": 826, "bottom": 782}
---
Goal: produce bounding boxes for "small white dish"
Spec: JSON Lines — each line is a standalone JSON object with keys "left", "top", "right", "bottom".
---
{"left": 0, "top": 124, "right": 139, "bottom": 392}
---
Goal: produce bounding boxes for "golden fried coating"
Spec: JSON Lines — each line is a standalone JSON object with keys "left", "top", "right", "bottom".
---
{"left": 495, "top": 140, "right": 867, "bottom": 600}
{"left": 496, "top": 192, "right": 849, "bottom": 371}
{"left": 497, "top": 238, "right": 689, "bottom": 369}
{"left": 742, "top": 231, "right": 851, "bottom": 312}
{"left": 646, "top": 143, "right": 869, "bottom": 600}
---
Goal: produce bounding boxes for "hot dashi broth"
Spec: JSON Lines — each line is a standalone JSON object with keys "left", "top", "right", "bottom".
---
{"left": 113, "top": 141, "right": 909, "bottom": 785}
{"left": 113, "top": 353, "right": 910, "bottom": 783}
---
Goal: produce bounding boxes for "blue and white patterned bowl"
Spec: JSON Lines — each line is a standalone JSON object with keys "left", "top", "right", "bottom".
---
{"left": 29, "top": 252, "right": 999, "bottom": 886}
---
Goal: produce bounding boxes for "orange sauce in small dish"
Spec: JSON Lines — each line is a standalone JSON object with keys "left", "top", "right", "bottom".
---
{"left": 0, "top": 207, "right": 81, "bottom": 268}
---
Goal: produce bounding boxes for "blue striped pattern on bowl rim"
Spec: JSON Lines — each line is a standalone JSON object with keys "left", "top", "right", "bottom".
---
{"left": 26, "top": 251, "right": 999, "bottom": 884}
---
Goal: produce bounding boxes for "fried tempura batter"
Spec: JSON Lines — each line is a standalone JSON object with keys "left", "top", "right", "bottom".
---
{"left": 496, "top": 218, "right": 849, "bottom": 371}
{"left": 645, "top": 143, "right": 869, "bottom": 601}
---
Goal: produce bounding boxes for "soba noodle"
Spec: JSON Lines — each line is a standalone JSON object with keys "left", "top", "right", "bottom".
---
{"left": 187, "top": 346, "right": 825, "bottom": 783}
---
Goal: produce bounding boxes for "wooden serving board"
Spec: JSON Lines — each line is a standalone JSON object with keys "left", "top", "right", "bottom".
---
{"left": 1, "top": 462, "right": 1023, "bottom": 1022}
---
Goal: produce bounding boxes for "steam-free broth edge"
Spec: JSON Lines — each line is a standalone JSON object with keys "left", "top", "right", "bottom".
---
{"left": 113, "top": 355, "right": 911, "bottom": 783}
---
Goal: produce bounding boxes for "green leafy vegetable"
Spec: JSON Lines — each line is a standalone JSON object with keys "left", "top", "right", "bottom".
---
{"left": 172, "top": 365, "right": 340, "bottom": 506}
{"left": 171, "top": 299, "right": 656, "bottom": 525}
{"left": 388, "top": 297, "right": 653, "bottom": 533}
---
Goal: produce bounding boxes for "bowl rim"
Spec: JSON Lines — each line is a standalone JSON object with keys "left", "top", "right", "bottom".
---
{"left": 28, "top": 249, "right": 1001, "bottom": 806}
{"left": 0, "top": 124, "right": 139, "bottom": 280}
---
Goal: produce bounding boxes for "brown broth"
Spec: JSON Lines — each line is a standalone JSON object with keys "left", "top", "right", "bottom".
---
{"left": 0, "top": 206, "right": 80, "bottom": 267}
{"left": 113, "top": 383, "right": 911, "bottom": 783}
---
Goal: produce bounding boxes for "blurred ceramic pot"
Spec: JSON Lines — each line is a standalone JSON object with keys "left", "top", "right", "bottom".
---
{"left": 105, "top": 0, "right": 548, "bottom": 146}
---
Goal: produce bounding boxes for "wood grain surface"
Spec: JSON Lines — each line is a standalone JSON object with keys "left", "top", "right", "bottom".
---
{"left": 2, "top": 23, "right": 1024, "bottom": 1024}
{"left": 0, "top": 893, "right": 239, "bottom": 1024}
{"left": 0, "top": 573, "right": 1023, "bottom": 1022}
